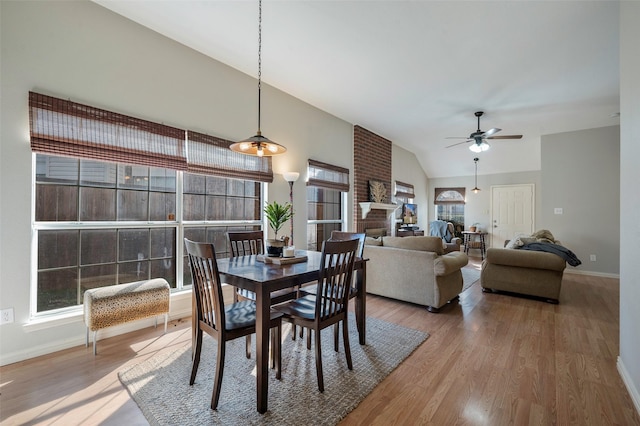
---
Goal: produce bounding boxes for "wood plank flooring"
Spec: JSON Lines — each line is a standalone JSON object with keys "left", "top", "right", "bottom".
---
{"left": 2, "top": 257, "right": 639, "bottom": 425}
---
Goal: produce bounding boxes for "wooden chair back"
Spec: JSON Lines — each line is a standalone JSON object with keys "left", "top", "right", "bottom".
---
{"left": 227, "top": 230, "right": 264, "bottom": 257}
{"left": 330, "top": 231, "right": 366, "bottom": 257}
{"left": 315, "top": 239, "right": 359, "bottom": 322}
{"left": 184, "top": 239, "right": 225, "bottom": 337}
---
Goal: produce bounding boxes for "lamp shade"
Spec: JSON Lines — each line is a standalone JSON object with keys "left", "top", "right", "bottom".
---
{"left": 282, "top": 171, "right": 300, "bottom": 182}
{"left": 230, "top": 132, "right": 286, "bottom": 157}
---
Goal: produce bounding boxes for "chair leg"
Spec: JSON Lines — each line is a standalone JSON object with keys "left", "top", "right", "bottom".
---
{"left": 270, "top": 329, "right": 275, "bottom": 369}
{"left": 190, "top": 329, "right": 203, "bottom": 385}
{"left": 246, "top": 335, "right": 251, "bottom": 359}
{"left": 342, "top": 318, "right": 353, "bottom": 370}
{"left": 334, "top": 323, "right": 339, "bottom": 352}
{"left": 307, "top": 327, "right": 312, "bottom": 350}
{"left": 314, "top": 327, "right": 324, "bottom": 392}
{"left": 275, "top": 323, "right": 282, "bottom": 380}
{"left": 211, "top": 338, "right": 226, "bottom": 410}
{"left": 292, "top": 324, "right": 297, "bottom": 340}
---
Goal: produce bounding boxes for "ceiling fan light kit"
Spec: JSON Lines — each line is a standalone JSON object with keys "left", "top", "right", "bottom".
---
{"left": 446, "top": 111, "right": 523, "bottom": 152}
{"left": 230, "top": 0, "right": 286, "bottom": 157}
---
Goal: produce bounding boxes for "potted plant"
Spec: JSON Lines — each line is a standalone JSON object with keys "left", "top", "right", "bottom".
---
{"left": 264, "top": 200, "right": 293, "bottom": 256}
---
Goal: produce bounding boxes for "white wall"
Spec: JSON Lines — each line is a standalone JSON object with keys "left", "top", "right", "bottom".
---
{"left": 392, "top": 144, "right": 429, "bottom": 230}
{"left": 618, "top": 0, "right": 640, "bottom": 414}
{"left": 0, "top": 1, "right": 353, "bottom": 364}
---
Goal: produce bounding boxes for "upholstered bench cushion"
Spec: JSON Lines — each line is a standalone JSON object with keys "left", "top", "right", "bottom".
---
{"left": 84, "top": 278, "right": 170, "bottom": 331}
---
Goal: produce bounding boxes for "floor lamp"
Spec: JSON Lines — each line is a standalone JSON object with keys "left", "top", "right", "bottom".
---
{"left": 282, "top": 172, "right": 300, "bottom": 246}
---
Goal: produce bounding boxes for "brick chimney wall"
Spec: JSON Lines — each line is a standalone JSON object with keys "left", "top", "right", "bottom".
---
{"left": 353, "top": 125, "right": 393, "bottom": 234}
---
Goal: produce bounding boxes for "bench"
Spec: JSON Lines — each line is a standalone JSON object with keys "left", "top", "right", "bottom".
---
{"left": 83, "top": 278, "right": 170, "bottom": 355}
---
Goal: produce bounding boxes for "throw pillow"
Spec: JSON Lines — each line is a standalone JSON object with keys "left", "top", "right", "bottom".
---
{"left": 364, "top": 236, "right": 383, "bottom": 246}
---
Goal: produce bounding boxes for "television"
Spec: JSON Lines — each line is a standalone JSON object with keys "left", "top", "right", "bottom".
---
{"left": 402, "top": 203, "right": 417, "bottom": 225}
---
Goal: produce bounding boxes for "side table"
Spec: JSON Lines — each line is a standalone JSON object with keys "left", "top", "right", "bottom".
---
{"left": 462, "top": 231, "right": 488, "bottom": 259}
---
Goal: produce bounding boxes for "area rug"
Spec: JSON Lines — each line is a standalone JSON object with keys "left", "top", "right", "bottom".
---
{"left": 119, "top": 314, "right": 428, "bottom": 425}
{"left": 461, "top": 265, "right": 481, "bottom": 292}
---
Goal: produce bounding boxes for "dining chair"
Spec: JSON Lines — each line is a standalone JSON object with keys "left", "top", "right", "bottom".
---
{"left": 227, "top": 230, "right": 299, "bottom": 305}
{"left": 273, "top": 238, "right": 359, "bottom": 392}
{"left": 297, "top": 231, "right": 365, "bottom": 343}
{"left": 184, "top": 238, "right": 283, "bottom": 410}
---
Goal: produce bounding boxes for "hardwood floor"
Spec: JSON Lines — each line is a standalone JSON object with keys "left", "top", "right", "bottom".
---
{"left": 2, "top": 256, "right": 639, "bottom": 425}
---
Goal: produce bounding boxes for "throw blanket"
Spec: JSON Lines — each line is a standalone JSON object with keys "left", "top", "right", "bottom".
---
{"left": 520, "top": 242, "right": 582, "bottom": 267}
{"left": 429, "top": 220, "right": 452, "bottom": 243}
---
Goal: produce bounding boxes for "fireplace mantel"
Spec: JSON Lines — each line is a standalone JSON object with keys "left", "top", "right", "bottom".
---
{"left": 358, "top": 202, "right": 400, "bottom": 220}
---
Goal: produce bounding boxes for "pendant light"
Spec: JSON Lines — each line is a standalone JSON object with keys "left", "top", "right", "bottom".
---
{"left": 472, "top": 157, "right": 481, "bottom": 193}
{"left": 230, "top": 0, "right": 286, "bottom": 157}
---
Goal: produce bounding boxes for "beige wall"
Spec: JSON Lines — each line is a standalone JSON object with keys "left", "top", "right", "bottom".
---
{"left": 619, "top": 0, "right": 640, "bottom": 413}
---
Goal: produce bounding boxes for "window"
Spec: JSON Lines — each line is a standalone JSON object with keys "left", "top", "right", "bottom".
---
{"left": 30, "top": 92, "right": 270, "bottom": 314}
{"left": 434, "top": 187, "right": 465, "bottom": 237}
{"left": 394, "top": 181, "right": 415, "bottom": 221}
{"left": 306, "top": 160, "right": 349, "bottom": 251}
{"left": 34, "top": 154, "right": 263, "bottom": 313}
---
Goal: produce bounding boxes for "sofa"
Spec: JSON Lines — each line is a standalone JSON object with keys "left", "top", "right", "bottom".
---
{"left": 364, "top": 236, "right": 469, "bottom": 312}
{"left": 480, "top": 230, "right": 575, "bottom": 304}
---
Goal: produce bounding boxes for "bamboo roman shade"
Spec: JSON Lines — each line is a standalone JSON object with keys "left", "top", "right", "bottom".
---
{"left": 29, "top": 92, "right": 187, "bottom": 170}
{"left": 187, "top": 131, "right": 273, "bottom": 182}
{"left": 394, "top": 181, "right": 415, "bottom": 199}
{"left": 29, "top": 92, "right": 273, "bottom": 181}
{"left": 306, "top": 159, "right": 350, "bottom": 192}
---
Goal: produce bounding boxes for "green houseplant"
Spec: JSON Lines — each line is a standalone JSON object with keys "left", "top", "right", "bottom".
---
{"left": 264, "top": 200, "right": 293, "bottom": 256}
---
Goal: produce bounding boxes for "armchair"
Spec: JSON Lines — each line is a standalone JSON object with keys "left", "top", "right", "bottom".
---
{"left": 429, "top": 220, "right": 462, "bottom": 253}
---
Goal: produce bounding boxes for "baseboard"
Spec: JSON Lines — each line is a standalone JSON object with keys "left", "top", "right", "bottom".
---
{"left": 618, "top": 356, "right": 640, "bottom": 416}
{"left": 564, "top": 269, "right": 619, "bottom": 279}
{"left": 1, "top": 307, "right": 192, "bottom": 367}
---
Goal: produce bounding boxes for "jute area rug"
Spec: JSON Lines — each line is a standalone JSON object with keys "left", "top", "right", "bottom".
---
{"left": 461, "top": 264, "right": 481, "bottom": 292}
{"left": 119, "top": 314, "right": 428, "bottom": 426}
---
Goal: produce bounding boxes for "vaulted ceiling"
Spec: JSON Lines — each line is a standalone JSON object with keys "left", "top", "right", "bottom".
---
{"left": 93, "top": 0, "right": 620, "bottom": 178}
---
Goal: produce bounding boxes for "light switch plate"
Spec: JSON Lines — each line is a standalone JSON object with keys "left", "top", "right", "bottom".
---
{"left": 554, "top": 208, "right": 563, "bottom": 215}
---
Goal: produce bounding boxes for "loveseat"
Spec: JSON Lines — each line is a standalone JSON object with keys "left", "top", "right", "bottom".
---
{"left": 364, "top": 236, "right": 468, "bottom": 312}
{"left": 480, "top": 230, "right": 578, "bottom": 304}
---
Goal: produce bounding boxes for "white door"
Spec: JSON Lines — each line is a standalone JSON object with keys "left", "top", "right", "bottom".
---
{"left": 490, "top": 184, "right": 535, "bottom": 248}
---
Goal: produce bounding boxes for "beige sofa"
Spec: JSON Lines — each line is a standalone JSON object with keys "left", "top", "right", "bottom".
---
{"left": 364, "top": 236, "right": 469, "bottom": 312}
{"left": 480, "top": 247, "right": 566, "bottom": 303}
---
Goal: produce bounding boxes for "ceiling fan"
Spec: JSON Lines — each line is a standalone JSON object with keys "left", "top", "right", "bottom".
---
{"left": 446, "top": 111, "right": 523, "bottom": 152}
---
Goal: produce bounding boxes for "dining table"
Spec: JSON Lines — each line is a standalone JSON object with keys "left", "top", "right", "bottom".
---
{"left": 191, "top": 249, "right": 367, "bottom": 414}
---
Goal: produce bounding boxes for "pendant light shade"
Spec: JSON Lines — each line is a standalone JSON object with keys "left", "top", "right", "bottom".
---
{"left": 472, "top": 157, "right": 481, "bottom": 193}
{"left": 230, "top": 0, "right": 286, "bottom": 157}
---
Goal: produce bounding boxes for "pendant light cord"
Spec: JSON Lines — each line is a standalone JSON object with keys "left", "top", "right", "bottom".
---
{"left": 257, "top": 0, "right": 262, "bottom": 133}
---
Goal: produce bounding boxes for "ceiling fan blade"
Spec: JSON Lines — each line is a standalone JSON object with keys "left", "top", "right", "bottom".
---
{"left": 482, "top": 127, "right": 501, "bottom": 137}
{"left": 446, "top": 139, "right": 472, "bottom": 148}
{"left": 445, "top": 137, "right": 469, "bottom": 139}
{"left": 486, "top": 134, "right": 523, "bottom": 140}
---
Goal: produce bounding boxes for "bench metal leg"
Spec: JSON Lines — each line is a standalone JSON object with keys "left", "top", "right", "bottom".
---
{"left": 86, "top": 327, "right": 89, "bottom": 347}
{"left": 164, "top": 313, "right": 168, "bottom": 333}
{"left": 93, "top": 330, "right": 97, "bottom": 355}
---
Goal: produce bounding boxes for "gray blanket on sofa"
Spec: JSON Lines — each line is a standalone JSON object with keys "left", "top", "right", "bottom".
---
{"left": 520, "top": 242, "right": 582, "bottom": 267}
